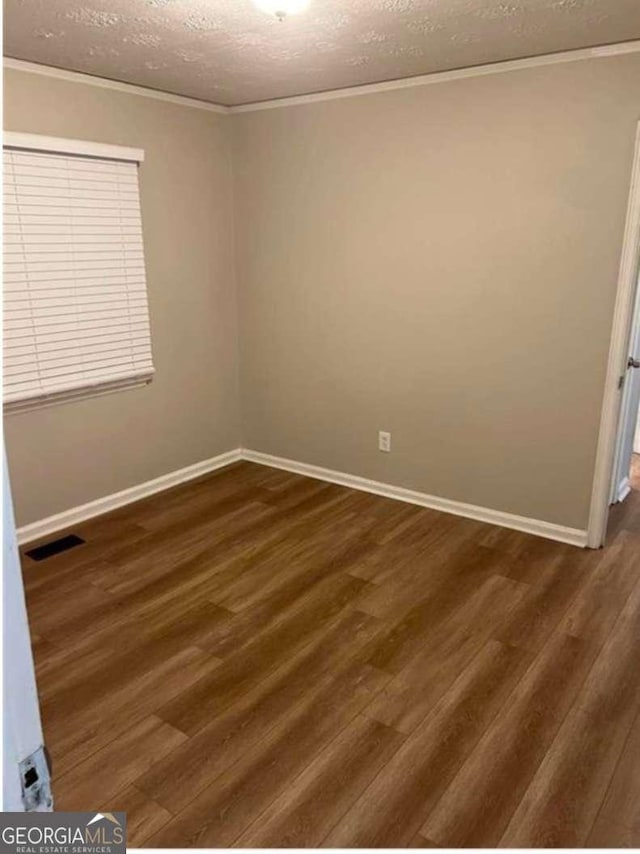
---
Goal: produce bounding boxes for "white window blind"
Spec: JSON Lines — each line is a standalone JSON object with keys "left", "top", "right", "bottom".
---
{"left": 3, "top": 134, "right": 154, "bottom": 413}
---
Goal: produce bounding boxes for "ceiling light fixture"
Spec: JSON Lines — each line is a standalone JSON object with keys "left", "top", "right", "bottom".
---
{"left": 253, "top": 0, "right": 310, "bottom": 21}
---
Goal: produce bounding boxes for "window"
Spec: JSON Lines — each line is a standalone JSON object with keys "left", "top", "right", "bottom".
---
{"left": 3, "top": 132, "right": 154, "bottom": 413}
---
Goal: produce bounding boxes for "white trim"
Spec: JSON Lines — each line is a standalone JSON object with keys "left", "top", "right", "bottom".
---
{"left": 3, "top": 443, "right": 49, "bottom": 812}
{"left": 230, "top": 39, "right": 640, "bottom": 113}
{"left": 243, "top": 449, "right": 588, "bottom": 547}
{"left": 587, "top": 121, "right": 640, "bottom": 548}
{"left": 614, "top": 477, "right": 632, "bottom": 504}
{"left": 17, "top": 446, "right": 589, "bottom": 548}
{"left": 4, "top": 130, "right": 144, "bottom": 162}
{"left": 3, "top": 57, "right": 230, "bottom": 115}
{"left": 6, "top": 41, "right": 640, "bottom": 116}
{"left": 16, "top": 449, "right": 242, "bottom": 545}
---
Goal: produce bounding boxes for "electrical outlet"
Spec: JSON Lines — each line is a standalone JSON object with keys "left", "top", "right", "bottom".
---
{"left": 378, "top": 431, "right": 391, "bottom": 453}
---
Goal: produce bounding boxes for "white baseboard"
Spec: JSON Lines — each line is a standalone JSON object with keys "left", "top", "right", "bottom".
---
{"left": 17, "top": 445, "right": 588, "bottom": 548}
{"left": 615, "top": 477, "right": 632, "bottom": 504}
{"left": 243, "top": 449, "right": 589, "bottom": 548}
{"left": 16, "top": 448, "right": 242, "bottom": 545}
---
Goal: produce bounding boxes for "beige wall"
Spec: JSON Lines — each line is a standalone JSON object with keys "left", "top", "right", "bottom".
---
{"left": 5, "top": 54, "right": 640, "bottom": 532}
{"left": 233, "top": 53, "right": 640, "bottom": 530}
{"left": 4, "top": 68, "right": 240, "bottom": 526}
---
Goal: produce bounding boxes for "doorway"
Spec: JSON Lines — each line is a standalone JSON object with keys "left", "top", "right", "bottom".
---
{"left": 609, "top": 269, "right": 640, "bottom": 512}
{"left": 588, "top": 121, "right": 640, "bottom": 548}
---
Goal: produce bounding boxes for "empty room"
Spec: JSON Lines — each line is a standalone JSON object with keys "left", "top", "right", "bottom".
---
{"left": 2, "top": 0, "right": 640, "bottom": 849}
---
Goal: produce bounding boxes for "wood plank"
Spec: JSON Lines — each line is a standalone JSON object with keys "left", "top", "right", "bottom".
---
{"left": 145, "top": 662, "right": 390, "bottom": 847}
{"left": 211, "top": 516, "right": 376, "bottom": 614}
{"left": 407, "top": 833, "right": 441, "bottom": 847}
{"left": 493, "top": 551, "right": 589, "bottom": 652}
{"left": 420, "top": 630, "right": 599, "bottom": 846}
{"left": 19, "top": 459, "right": 640, "bottom": 847}
{"left": 97, "top": 785, "right": 172, "bottom": 848}
{"left": 39, "top": 601, "right": 228, "bottom": 710}
{"left": 323, "top": 639, "right": 525, "bottom": 847}
{"left": 355, "top": 520, "right": 489, "bottom": 620}
{"left": 235, "top": 715, "right": 405, "bottom": 848}
{"left": 45, "top": 646, "right": 220, "bottom": 777}
{"left": 365, "top": 573, "right": 529, "bottom": 733}
{"left": 559, "top": 530, "right": 639, "bottom": 644}
{"left": 587, "top": 708, "right": 640, "bottom": 847}
{"left": 98, "top": 499, "right": 277, "bottom": 597}
{"left": 40, "top": 603, "right": 226, "bottom": 722}
{"left": 365, "top": 543, "right": 513, "bottom": 674}
{"left": 499, "top": 574, "right": 640, "bottom": 847}
{"left": 141, "top": 608, "right": 384, "bottom": 813}
{"left": 157, "top": 571, "right": 371, "bottom": 736}
{"left": 201, "top": 537, "right": 377, "bottom": 658}
{"left": 53, "top": 716, "right": 187, "bottom": 810}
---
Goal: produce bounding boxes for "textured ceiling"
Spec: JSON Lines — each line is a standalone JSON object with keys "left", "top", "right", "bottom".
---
{"left": 4, "top": 0, "right": 640, "bottom": 106}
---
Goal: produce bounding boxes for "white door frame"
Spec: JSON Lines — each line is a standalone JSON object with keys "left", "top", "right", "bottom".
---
{"left": 587, "top": 120, "right": 640, "bottom": 548}
{"left": 610, "top": 263, "right": 640, "bottom": 504}
{"left": 2, "top": 444, "right": 50, "bottom": 810}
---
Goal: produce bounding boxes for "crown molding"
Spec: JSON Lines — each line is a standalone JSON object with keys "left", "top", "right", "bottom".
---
{"left": 3, "top": 57, "right": 230, "bottom": 114}
{"left": 5, "top": 39, "right": 640, "bottom": 117}
{"left": 230, "top": 39, "right": 640, "bottom": 113}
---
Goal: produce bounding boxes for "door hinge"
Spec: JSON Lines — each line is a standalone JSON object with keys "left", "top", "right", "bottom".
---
{"left": 618, "top": 374, "right": 625, "bottom": 390}
{"left": 19, "top": 746, "right": 53, "bottom": 811}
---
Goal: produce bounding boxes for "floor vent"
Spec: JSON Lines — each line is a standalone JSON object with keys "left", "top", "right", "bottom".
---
{"left": 25, "top": 534, "right": 86, "bottom": 562}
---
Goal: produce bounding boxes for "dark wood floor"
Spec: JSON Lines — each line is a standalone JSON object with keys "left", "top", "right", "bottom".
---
{"left": 21, "top": 457, "right": 640, "bottom": 847}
